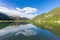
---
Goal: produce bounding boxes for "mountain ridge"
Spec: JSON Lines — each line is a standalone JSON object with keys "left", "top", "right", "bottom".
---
{"left": 0, "top": 12, "right": 29, "bottom": 20}
{"left": 32, "top": 7, "right": 60, "bottom": 21}
{"left": 31, "top": 7, "right": 60, "bottom": 36}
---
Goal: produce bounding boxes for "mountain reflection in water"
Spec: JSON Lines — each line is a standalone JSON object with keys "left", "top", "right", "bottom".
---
{"left": 0, "top": 22, "right": 60, "bottom": 40}
{"left": 9, "top": 22, "right": 29, "bottom": 28}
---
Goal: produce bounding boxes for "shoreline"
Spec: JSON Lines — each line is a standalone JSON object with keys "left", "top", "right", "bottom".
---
{"left": 0, "top": 20, "right": 29, "bottom": 22}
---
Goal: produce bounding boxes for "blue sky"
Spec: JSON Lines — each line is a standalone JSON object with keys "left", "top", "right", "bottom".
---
{"left": 0, "top": 0, "right": 60, "bottom": 18}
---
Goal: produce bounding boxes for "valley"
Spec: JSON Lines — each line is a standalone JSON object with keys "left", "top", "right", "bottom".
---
{"left": 0, "top": 7, "right": 60, "bottom": 36}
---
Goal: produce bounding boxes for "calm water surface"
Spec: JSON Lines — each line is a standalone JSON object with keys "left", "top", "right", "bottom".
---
{"left": 0, "top": 22, "right": 60, "bottom": 40}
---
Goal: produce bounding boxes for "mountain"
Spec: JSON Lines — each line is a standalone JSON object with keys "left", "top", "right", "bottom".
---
{"left": 0, "top": 12, "right": 29, "bottom": 20}
{"left": 31, "top": 7, "right": 60, "bottom": 36}
{"left": 32, "top": 7, "right": 60, "bottom": 21}
{"left": 20, "top": 17, "right": 30, "bottom": 20}
{"left": 10, "top": 16, "right": 29, "bottom": 20}
{"left": 0, "top": 12, "right": 12, "bottom": 20}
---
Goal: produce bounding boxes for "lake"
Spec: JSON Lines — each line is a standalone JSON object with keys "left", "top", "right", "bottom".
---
{"left": 0, "top": 22, "right": 60, "bottom": 40}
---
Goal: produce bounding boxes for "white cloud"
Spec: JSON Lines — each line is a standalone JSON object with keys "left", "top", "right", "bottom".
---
{"left": 15, "top": 29, "right": 37, "bottom": 36}
{"left": 0, "top": 6, "right": 38, "bottom": 19}
{"left": 16, "top": 7, "right": 22, "bottom": 11}
{"left": 0, "top": 24, "right": 37, "bottom": 36}
{"left": 22, "top": 7, "right": 38, "bottom": 13}
{"left": 0, "top": 6, "right": 11, "bottom": 13}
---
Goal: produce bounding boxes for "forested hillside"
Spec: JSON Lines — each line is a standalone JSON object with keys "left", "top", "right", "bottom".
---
{"left": 0, "top": 12, "right": 12, "bottom": 20}
{"left": 0, "top": 12, "right": 29, "bottom": 20}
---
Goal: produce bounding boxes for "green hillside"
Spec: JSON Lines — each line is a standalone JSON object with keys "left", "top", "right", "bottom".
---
{"left": 33, "top": 7, "right": 60, "bottom": 21}
{"left": 31, "top": 7, "right": 60, "bottom": 36}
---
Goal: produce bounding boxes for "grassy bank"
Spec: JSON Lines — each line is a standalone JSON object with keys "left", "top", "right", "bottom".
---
{"left": 0, "top": 20, "right": 29, "bottom": 22}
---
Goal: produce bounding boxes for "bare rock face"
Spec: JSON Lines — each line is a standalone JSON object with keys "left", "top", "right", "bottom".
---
{"left": 10, "top": 14, "right": 29, "bottom": 20}
{"left": 10, "top": 14, "right": 20, "bottom": 20}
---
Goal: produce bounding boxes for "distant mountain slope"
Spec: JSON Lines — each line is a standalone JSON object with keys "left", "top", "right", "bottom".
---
{"left": 32, "top": 7, "right": 60, "bottom": 21}
{"left": 31, "top": 7, "right": 60, "bottom": 36}
{"left": 0, "top": 12, "right": 29, "bottom": 20}
{"left": 0, "top": 12, "right": 12, "bottom": 20}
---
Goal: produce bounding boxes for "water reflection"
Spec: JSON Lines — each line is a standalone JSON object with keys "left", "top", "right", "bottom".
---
{"left": 8, "top": 22, "right": 29, "bottom": 28}
{"left": 33, "top": 22, "right": 60, "bottom": 36}
{"left": 0, "top": 22, "right": 11, "bottom": 29}
{"left": 0, "top": 22, "right": 60, "bottom": 40}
